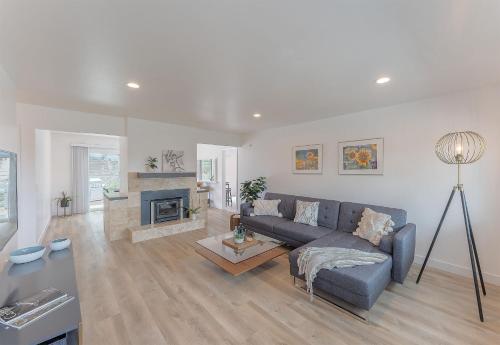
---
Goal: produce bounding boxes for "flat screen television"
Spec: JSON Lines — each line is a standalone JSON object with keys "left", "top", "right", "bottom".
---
{"left": 0, "top": 149, "right": 17, "bottom": 250}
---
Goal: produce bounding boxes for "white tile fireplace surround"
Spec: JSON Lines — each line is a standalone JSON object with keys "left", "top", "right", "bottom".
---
{"left": 103, "top": 172, "right": 208, "bottom": 243}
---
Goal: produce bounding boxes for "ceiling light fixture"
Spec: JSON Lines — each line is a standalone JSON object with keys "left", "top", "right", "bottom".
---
{"left": 376, "top": 77, "right": 391, "bottom": 85}
{"left": 253, "top": 113, "right": 262, "bottom": 118}
{"left": 127, "top": 82, "right": 140, "bottom": 89}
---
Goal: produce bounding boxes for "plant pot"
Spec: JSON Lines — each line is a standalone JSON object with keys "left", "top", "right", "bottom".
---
{"left": 190, "top": 213, "right": 198, "bottom": 221}
{"left": 145, "top": 166, "right": 157, "bottom": 173}
{"left": 233, "top": 226, "right": 246, "bottom": 244}
{"left": 234, "top": 236, "right": 245, "bottom": 244}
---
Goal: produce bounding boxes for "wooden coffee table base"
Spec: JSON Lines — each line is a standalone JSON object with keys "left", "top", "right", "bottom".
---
{"left": 194, "top": 244, "right": 288, "bottom": 276}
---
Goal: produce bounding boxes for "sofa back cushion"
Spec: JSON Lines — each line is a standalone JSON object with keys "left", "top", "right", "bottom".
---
{"left": 265, "top": 193, "right": 296, "bottom": 219}
{"left": 338, "top": 202, "right": 407, "bottom": 233}
{"left": 264, "top": 192, "right": 340, "bottom": 230}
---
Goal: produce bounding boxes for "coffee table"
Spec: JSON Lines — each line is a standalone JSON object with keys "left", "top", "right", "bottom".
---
{"left": 194, "top": 232, "right": 288, "bottom": 276}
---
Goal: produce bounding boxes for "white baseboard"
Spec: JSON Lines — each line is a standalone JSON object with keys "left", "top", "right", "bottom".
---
{"left": 414, "top": 254, "right": 500, "bottom": 286}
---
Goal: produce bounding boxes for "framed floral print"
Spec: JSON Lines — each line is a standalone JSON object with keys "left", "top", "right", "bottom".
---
{"left": 293, "top": 144, "right": 323, "bottom": 174}
{"left": 338, "top": 138, "right": 383, "bottom": 175}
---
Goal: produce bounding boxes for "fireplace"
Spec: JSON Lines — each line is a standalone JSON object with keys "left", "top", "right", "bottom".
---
{"left": 151, "top": 198, "right": 183, "bottom": 224}
{"left": 140, "top": 188, "right": 190, "bottom": 225}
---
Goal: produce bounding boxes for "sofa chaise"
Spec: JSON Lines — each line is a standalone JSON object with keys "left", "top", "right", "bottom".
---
{"left": 240, "top": 192, "right": 416, "bottom": 310}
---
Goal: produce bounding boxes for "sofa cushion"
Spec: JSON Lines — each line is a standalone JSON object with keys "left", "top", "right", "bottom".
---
{"left": 253, "top": 199, "right": 281, "bottom": 217}
{"left": 265, "top": 192, "right": 341, "bottom": 229}
{"left": 289, "top": 232, "right": 392, "bottom": 297}
{"left": 240, "top": 215, "right": 288, "bottom": 233}
{"left": 293, "top": 200, "right": 320, "bottom": 226}
{"left": 274, "top": 221, "right": 332, "bottom": 244}
{"left": 353, "top": 208, "right": 395, "bottom": 246}
{"left": 265, "top": 193, "right": 297, "bottom": 219}
{"left": 338, "top": 202, "right": 407, "bottom": 233}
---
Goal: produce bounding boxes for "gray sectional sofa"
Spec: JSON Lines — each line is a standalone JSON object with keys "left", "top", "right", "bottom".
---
{"left": 240, "top": 192, "right": 416, "bottom": 310}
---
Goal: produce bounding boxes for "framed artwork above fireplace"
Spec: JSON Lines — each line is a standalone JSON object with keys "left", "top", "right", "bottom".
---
{"left": 162, "top": 150, "right": 185, "bottom": 172}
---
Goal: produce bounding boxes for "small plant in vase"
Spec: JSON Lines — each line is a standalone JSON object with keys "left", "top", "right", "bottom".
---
{"left": 233, "top": 224, "right": 247, "bottom": 244}
{"left": 60, "top": 192, "right": 72, "bottom": 208}
{"left": 145, "top": 156, "right": 159, "bottom": 172}
{"left": 56, "top": 192, "right": 72, "bottom": 217}
{"left": 186, "top": 207, "right": 201, "bottom": 220}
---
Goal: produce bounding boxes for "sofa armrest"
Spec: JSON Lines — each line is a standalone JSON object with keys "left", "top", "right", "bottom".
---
{"left": 240, "top": 202, "right": 254, "bottom": 217}
{"left": 392, "top": 223, "right": 416, "bottom": 283}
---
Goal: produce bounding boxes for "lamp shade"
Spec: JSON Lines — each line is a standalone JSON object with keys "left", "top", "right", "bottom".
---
{"left": 435, "top": 131, "right": 486, "bottom": 165}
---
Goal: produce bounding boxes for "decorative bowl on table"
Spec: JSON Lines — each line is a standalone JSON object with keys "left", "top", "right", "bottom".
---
{"left": 9, "top": 245, "right": 46, "bottom": 264}
{"left": 50, "top": 238, "right": 71, "bottom": 251}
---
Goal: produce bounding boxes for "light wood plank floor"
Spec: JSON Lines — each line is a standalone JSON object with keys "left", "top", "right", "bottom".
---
{"left": 43, "top": 209, "right": 500, "bottom": 345}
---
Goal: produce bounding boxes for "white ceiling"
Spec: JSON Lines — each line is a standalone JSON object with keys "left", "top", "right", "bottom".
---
{"left": 1, "top": 1, "right": 500, "bottom": 133}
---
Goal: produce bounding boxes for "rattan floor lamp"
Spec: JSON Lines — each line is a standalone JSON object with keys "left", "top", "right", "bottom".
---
{"left": 416, "top": 131, "right": 487, "bottom": 322}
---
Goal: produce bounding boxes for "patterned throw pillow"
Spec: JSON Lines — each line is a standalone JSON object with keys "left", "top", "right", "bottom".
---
{"left": 253, "top": 199, "right": 282, "bottom": 217}
{"left": 293, "top": 200, "right": 320, "bottom": 226}
{"left": 353, "top": 208, "right": 395, "bottom": 246}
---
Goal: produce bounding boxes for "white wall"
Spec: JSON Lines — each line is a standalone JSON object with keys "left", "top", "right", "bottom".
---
{"left": 16, "top": 103, "right": 126, "bottom": 137}
{"left": 50, "top": 131, "right": 120, "bottom": 215}
{"left": 35, "top": 130, "right": 52, "bottom": 241}
{"left": 239, "top": 85, "right": 500, "bottom": 284}
{"left": 0, "top": 65, "right": 19, "bottom": 262}
{"left": 0, "top": 67, "right": 18, "bottom": 153}
{"left": 128, "top": 118, "right": 241, "bottom": 172}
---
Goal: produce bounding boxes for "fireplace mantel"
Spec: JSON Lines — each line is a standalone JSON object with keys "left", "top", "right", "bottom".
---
{"left": 137, "top": 172, "right": 196, "bottom": 178}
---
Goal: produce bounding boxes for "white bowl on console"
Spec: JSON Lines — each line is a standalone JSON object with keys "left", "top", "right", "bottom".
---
{"left": 50, "top": 238, "right": 71, "bottom": 251}
{"left": 10, "top": 246, "right": 46, "bottom": 264}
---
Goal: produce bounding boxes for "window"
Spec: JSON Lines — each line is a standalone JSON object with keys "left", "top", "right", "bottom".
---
{"left": 88, "top": 150, "right": 120, "bottom": 202}
{"left": 0, "top": 155, "right": 10, "bottom": 221}
{"left": 197, "top": 159, "right": 217, "bottom": 182}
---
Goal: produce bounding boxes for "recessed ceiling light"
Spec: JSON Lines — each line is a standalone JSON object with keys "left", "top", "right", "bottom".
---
{"left": 376, "top": 77, "right": 391, "bottom": 85}
{"left": 253, "top": 113, "right": 262, "bottom": 118}
{"left": 127, "top": 82, "right": 140, "bottom": 89}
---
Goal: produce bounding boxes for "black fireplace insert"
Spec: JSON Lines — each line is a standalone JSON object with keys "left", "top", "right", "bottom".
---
{"left": 151, "top": 197, "right": 183, "bottom": 223}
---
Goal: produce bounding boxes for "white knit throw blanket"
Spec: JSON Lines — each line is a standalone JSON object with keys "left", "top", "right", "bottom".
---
{"left": 297, "top": 247, "right": 388, "bottom": 299}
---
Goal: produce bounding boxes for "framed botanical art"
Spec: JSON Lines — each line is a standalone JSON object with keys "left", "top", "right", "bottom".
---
{"left": 338, "top": 138, "right": 383, "bottom": 175}
{"left": 292, "top": 144, "right": 323, "bottom": 174}
{"left": 162, "top": 150, "right": 185, "bottom": 172}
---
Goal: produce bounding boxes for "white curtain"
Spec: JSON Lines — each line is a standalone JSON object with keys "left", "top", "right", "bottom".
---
{"left": 71, "top": 146, "right": 89, "bottom": 214}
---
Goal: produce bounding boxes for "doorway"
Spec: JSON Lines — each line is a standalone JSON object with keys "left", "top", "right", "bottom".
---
{"left": 88, "top": 148, "right": 120, "bottom": 211}
{"left": 49, "top": 131, "right": 121, "bottom": 216}
{"left": 196, "top": 144, "right": 238, "bottom": 212}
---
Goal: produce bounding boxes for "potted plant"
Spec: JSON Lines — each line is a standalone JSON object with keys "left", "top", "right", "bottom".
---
{"left": 186, "top": 207, "right": 201, "bottom": 220}
{"left": 60, "top": 192, "right": 72, "bottom": 208}
{"left": 240, "top": 176, "right": 267, "bottom": 203}
{"left": 145, "top": 156, "right": 159, "bottom": 172}
{"left": 233, "top": 224, "right": 246, "bottom": 244}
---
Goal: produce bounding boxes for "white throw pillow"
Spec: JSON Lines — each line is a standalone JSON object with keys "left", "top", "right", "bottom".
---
{"left": 353, "top": 208, "right": 395, "bottom": 246}
{"left": 294, "top": 200, "right": 320, "bottom": 226}
{"left": 253, "top": 199, "right": 282, "bottom": 217}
